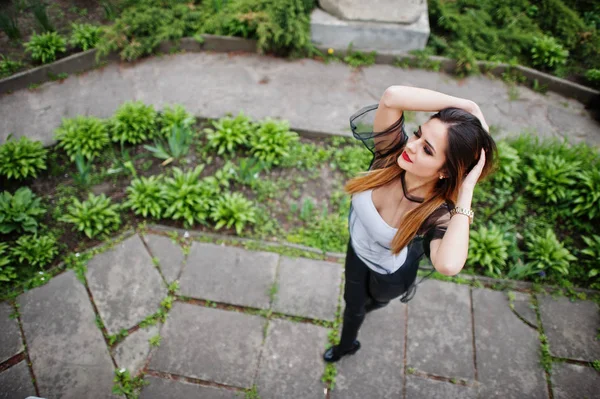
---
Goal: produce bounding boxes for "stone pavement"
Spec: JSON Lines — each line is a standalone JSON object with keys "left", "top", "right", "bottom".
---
{"left": 1, "top": 230, "right": 599, "bottom": 399}
{"left": 0, "top": 51, "right": 599, "bottom": 148}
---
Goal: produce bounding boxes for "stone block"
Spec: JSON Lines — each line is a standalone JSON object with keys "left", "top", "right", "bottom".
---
{"left": 273, "top": 256, "right": 342, "bottom": 321}
{"left": 551, "top": 362, "right": 600, "bottom": 399}
{"left": 473, "top": 288, "right": 548, "bottom": 399}
{"left": 332, "top": 300, "right": 406, "bottom": 398}
{"left": 113, "top": 324, "right": 161, "bottom": 376}
{"left": 18, "top": 270, "right": 117, "bottom": 399}
{"left": 257, "top": 319, "right": 329, "bottom": 398}
{"left": 405, "top": 374, "right": 477, "bottom": 399}
{"left": 149, "top": 302, "right": 265, "bottom": 388}
{"left": 140, "top": 375, "right": 238, "bottom": 399}
{"left": 180, "top": 242, "right": 278, "bottom": 309}
{"left": 511, "top": 291, "right": 537, "bottom": 327}
{"left": 319, "top": 0, "right": 427, "bottom": 24}
{"left": 407, "top": 280, "right": 474, "bottom": 380}
{"left": 538, "top": 295, "right": 600, "bottom": 361}
{"left": 86, "top": 234, "right": 168, "bottom": 335}
{"left": 0, "top": 301, "right": 23, "bottom": 363}
{"left": 0, "top": 361, "right": 36, "bottom": 399}
{"left": 143, "top": 234, "right": 186, "bottom": 283}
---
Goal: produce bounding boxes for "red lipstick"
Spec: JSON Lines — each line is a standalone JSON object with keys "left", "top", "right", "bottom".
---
{"left": 402, "top": 151, "right": 412, "bottom": 163}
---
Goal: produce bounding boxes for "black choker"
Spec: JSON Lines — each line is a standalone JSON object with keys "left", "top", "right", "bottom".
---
{"left": 400, "top": 171, "right": 425, "bottom": 203}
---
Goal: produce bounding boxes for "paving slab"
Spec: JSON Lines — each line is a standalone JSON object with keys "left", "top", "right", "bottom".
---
{"left": 113, "top": 324, "right": 161, "bottom": 376}
{"left": 473, "top": 288, "right": 548, "bottom": 399}
{"left": 142, "top": 234, "right": 186, "bottom": 283}
{"left": 538, "top": 295, "right": 600, "bottom": 361}
{"left": 511, "top": 291, "right": 538, "bottom": 327}
{"left": 149, "top": 302, "right": 265, "bottom": 388}
{"left": 551, "top": 363, "right": 600, "bottom": 399}
{"left": 17, "top": 270, "right": 117, "bottom": 399}
{"left": 257, "top": 319, "right": 329, "bottom": 398}
{"left": 332, "top": 300, "right": 406, "bottom": 399}
{"left": 140, "top": 375, "right": 239, "bottom": 399}
{"left": 0, "top": 360, "right": 36, "bottom": 399}
{"left": 86, "top": 234, "right": 168, "bottom": 335}
{"left": 272, "top": 256, "right": 342, "bottom": 321}
{"left": 405, "top": 374, "right": 477, "bottom": 399}
{"left": 0, "top": 301, "right": 23, "bottom": 363}
{"left": 406, "top": 280, "right": 474, "bottom": 380}
{"left": 180, "top": 242, "right": 278, "bottom": 309}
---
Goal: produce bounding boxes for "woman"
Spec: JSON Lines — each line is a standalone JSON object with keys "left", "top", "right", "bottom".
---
{"left": 323, "top": 86, "right": 496, "bottom": 363}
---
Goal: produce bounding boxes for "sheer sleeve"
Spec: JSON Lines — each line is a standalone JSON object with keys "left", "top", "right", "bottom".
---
{"left": 349, "top": 104, "right": 408, "bottom": 170}
{"left": 421, "top": 202, "right": 454, "bottom": 259}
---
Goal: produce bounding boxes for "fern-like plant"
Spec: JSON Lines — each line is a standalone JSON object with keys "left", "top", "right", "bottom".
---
{"left": 0, "top": 242, "right": 17, "bottom": 283}
{"left": 581, "top": 235, "right": 600, "bottom": 278}
{"left": 0, "top": 187, "right": 46, "bottom": 234}
{"left": 60, "top": 193, "right": 122, "bottom": 238}
{"left": 210, "top": 192, "right": 257, "bottom": 234}
{"left": 467, "top": 223, "right": 511, "bottom": 278}
{"left": 159, "top": 104, "right": 196, "bottom": 136}
{"left": 24, "top": 32, "right": 66, "bottom": 64}
{"left": 55, "top": 116, "right": 110, "bottom": 161}
{"left": 492, "top": 141, "right": 522, "bottom": 190}
{"left": 525, "top": 154, "right": 579, "bottom": 204}
{"left": 249, "top": 118, "right": 299, "bottom": 166}
{"left": 0, "top": 135, "right": 48, "bottom": 180}
{"left": 572, "top": 168, "right": 600, "bottom": 220}
{"left": 525, "top": 229, "right": 576, "bottom": 276}
{"left": 0, "top": 55, "right": 22, "bottom": 78}
{"left": 144, "top": 125, "right": 193, "bottom": 165}
{"left": 110, "top": 101, "right": 158, "bottom": 144}
{"left": 204, "top": 112, "right": 254, "bottom": 155}
{"left": 70, "top": 23, "right": 102, "bottom": 51}
{"left": 125, "top": 175, "right": 165, "bottom": 219}
{"left": 11, "top": 233, "right": 59, "bottom": 268}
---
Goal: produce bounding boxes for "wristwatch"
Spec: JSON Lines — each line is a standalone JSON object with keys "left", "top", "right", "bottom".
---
{"left": 450, "top": 207, "right": 474, "bottom": 224}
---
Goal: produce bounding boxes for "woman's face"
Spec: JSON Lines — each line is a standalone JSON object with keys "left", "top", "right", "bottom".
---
{"left": 397, "top": 118, "right": 448, "bottom": 179}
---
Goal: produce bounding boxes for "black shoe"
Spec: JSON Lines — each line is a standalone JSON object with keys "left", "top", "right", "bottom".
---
{"left": 323, "top": 340, "right": 361, "bottom": 363}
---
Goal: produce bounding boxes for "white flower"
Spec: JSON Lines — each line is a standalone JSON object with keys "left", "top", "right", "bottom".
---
{"left": 38, "top": 271, "right": 43, "bottom": 275}
{"left": 119, "top": 368, "right": 126, "bottom": 373}
{"left": 41, "top": 278, "right": 45, "bottom": 281}
{"left": 75, "top": 253, "right": 80, "bottom": 258}
{"left": 183, "top": 231, "right": 190, "bottom": 238}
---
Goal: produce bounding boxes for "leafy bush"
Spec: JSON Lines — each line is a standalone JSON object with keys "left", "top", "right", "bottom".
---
{"left": 330, "top": 144, "right": 372, "bottom": 178}
{"left": 0, "top": 243, "right": 17, "bottom": 283}
{"left": 287, "top": 213, "right": 349, "bottom": 252}
{"left": 280, "top": 142, "right": 332, "bottom": 170}
{"left": 491, "top": 141, "right": 522, "bottom": 190}
{"left": 0, "top": 55, "right": 22, "bottom": 78}
{"left": 31, "top": 0, "right": 54, "bottom": 32}
{"left": 525, "top": 229, "right": 576, "bottom": 276}
{"left": 581, "top": 234, "right": 600, "bottom": 279}
{"left": 233, "top": 157, "right": 269, "bottom": 185}
{"left": 159, "top": 104, "right": 196, "bottom": 136}
{"left": 204, "top": 112, "right": 254, "bottom": 155}
{"left": 125, "top": 175, "right": 165, "bottom": 219}
{"left": 0, "top": 135, "right": 48, "bottom": 180}
{"left": 525, "top": 154, "right": 579, "bottom": 204}
{"left": 24, "top": 32, "right": 67, "bottom": 64}
{"left": 343, "top": 43, "right": 376, "bottom": 68}
{"left": 54, "top": 116, "right": 110, "bottom": 161}
{"left": 0, "top": 12, "right": 20, "bottom": 40}
{"left": 0, "top": 187, "right": 46, "bottom": 234}
{"left": 70, "top": 23, "right": 102, "bottom": 51}
{"left": 11, "top": 233, "right": 59, "bottom": 268}
{"left": 467, "top": 224, "right": 511, "bottom": 277}
{"left": 572, "top": 168, "right": 600, "bottom": 219}
{"left": 60, "top": 193, "right": 122, "bottom": 238}
{"left": 249, "top": 118, "right": 299, "bottom": 166}
{"left": 531, "top": 35, "right": 569, "bottom": 69}
{"left": 585, "top": 69, "right": 600, "bottom": 86}
{"left": 110, "top": 101, "right": 158, "bottom": 144}
{"left": 210, "top": 192, "right": 257, "bottom": 234}
{"left": 144, "top": 125, "right": 193, "bottom": 165}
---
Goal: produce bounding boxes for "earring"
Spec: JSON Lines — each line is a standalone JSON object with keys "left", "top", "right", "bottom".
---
{"left": 439, "top": 175, "right": 444, "bottom": 179}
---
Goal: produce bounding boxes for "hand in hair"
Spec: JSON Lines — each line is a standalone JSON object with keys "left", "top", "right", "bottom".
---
{"left": 465, "top": 102, "right": 489, "bottom": 133}
{"left": 462, "top": 148, "right": 487, "bottom": 190}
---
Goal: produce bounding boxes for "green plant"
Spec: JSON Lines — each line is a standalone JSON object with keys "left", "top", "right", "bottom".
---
{"left": 280, "top": 142, "right": 331, "bottom": 170}
{"left": 101, "top": 0, "right": 117, "bottom": 21}
{"left": 0, "top": 135, "right": 48, "bottom": 180}
{"left": 525, "top": 154, "right": 579, "bottom": 204}
{"left": 159, "top": 104, "right": 196, "bottom": 136}
{"left": 531, "top": 35, "right": 569, "bottom": 70}
{"left": 11, "top": 233, "right": 59, "bottom": 268}
{"left": 592, "top": 360, "right": 600, "bottom": 372}
{"left": 110, "top": 101, "right": 158, "bottom": 144}
{"left": 25, "top": 32, "right": 66, "bottom": 64}
{"left": 203, "top": 112, "right": 254, "bottom": 155}
{"left": 0, "top": 187, "right": 46, "bottom": 234}
{"left": 210, "top": 192, "right": 257, "bottom": 234}
{"left": 467, "top": 224, "right": 511, "bottom": 278}
{"left": 55, "top": 116, "right": 110, "bottom": 161}
{"left": 330, "top": 144, "right": 372, "bottom": 178}
{"left": 149, "top": 334, "right": 162, "bottom": 347}
{"left": 73, "top": 152, "right": 93, "bottom": 188}
{"left": 0, "top": 12, "right": 20, "bottom": 40}
{"left": 321, "top": 363, "right": 337, "bottom": 390}
{"left": 70, "top": 23, "right": 102, "bottom": 51}
{"left": 581, "top": 235, "right": 600, "bottom": 278}
{"left": 112, "top": 368, "right": 148, "bottom": 397}
{"left": 490, "top": 141, "right": 522, "bottom": 190}
{"left": 585, "top": 69, "right": 600, "bottom": 86}
{"left": 233, "top": 157, "right": 268, "bottom": 185}
{"left": 31, "top": 0, "right": 54, "bottom": 32}
{"left": 525, "top": 229, "right": 576, "bottom": 277}
{"left": 287, "top": 213, "right": 348, "bottom": 253}
{"left": 0, "top": 55, "right": 23, "bottom": 78}
{"left": 342, "top": 43, "right": 376, "bottom": 68}
{"left": 144, "top": 125, "right": 194, "bottom": 165}
{"left": 0, "top": 243, "right": 17, "bottom": 283}
{"left": 60, "top": 193, "right": 122, "bottom": 239}
{"left": 124, "top": 175, "right": 165, "bottom": 219}
{"left": 572, "top": 168, "right": 600, "bottom": 220}
{"left": 249, "top": 118, "right": 299, "bottom": 166}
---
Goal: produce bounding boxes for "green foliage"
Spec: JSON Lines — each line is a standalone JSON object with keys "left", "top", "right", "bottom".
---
{"left": 31, "top": 0, "right": 54, "bottom": 32}
{"left": 112, "top": 368, "right": 148, "bottom": 397}
{"left": 467, "top": 224, "right": 511, "bottom": 278}
{"left": 343, "top": 43, "right": 376, "bottom": 68}
{"left": 585, "top": 69, "right": 600, "bottom": 87}
{"left": 210, "top": 192, "right": 257, "bottom": 234}
{"left": 288, "top": 213, "right": 349, "bottom": 253}
{"left": 525, "top": 229, "right": 576, "bottom": 276}
{"left": 125, "top": 175, "right": 165, "bottom": 219}
{"left": 280, "top": 142, "right": 331, "bottom": 170}
{"left": 144, "top": 125, "right": 194, "bottom": 165}
{"left": 581, "top": 235, "right": 600, "bottom": 278}
{"left": 204, "top": 112, "right": 254, "bottom": 155}
{"left": 0, "top": 188, "right": 46, "bottom": 234}
{"left": 11, "top": 233, "right": 59, "bottom": 268}
{"left": 25, "top": 32, "right": 66, "bottom": 64}
{"left": 0, "top": 12, "right": 20, "bottom": 40}
{"left": 0, "top": 135, "right": 48, "bottom": 180}
{"left": 70, "top": 23, "right": 102, "bottom": 51}
{"left": 110, "top": 101, "right": 158, "bottom": 144}
{"left": 531, "top": 35, "right": 569, "bottom": 70}
{"left": 0, "top": 243, "right": 17, "bottom": 283}
{"left": 233, "top": 157, "right": 269, "bottom": 185}
{"left": 0, "top": 55, "right": 22, "bottom": 78}
{"left": 572, "top": 168, "right": 600, "bottom": 219}
{"left": 159, "top": 104, "right": 196, "bottom": 136}
{"left": 249, "top": 118, "right": 299, "bottom": 166}
{"left": 54, "top": 116, "right": 110, "bottom": 161}
{"left": 73, "top": 153, "right": 93, "bottom": 188}
{"left": 149, "top": 334, "right": 162, "bottom": 347}
{"left": 492, "top": 141, "right": 522, "bottom": 190}
{"left": 330, "top": 144, "right": 372, "bottom": 178}
{"left": 525, "top": 154, "right": 579, "bottom": 204}
{"left": 60, "top": 193, "right": 122, "bottom": 239}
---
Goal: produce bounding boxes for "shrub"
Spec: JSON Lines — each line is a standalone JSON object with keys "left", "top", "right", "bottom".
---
{"left": 0, "top": 135, "right": 48, "bottom": 180}
{"left": 525, "top": 154, "right": 579, "bottom": 204}
{"left": 25, "top": 32, "right": 67, "bottom": 64}
{"left": 31, "top": 0, "right": 54, "bottom": 32}
{"left": 491, "top": 141, "right": 522, "bottom": 190}
{"left": 0, "top": 187, "right": 46, "bottom": 234}
{"left": 287, "top": 213, "right": 349, "bottom": 253}
{"left": 11, "top": 233, "right": 59, "bottom": 268}
{"left": 343, "top": 43, "right": 377, "bottom": 68}
{"left": 572, "top": 168, "right": 600, "bottom": 219}
{"left": 581, "top": 234, "right": 600, "bottom": 278}
{"left": 467, "top": 224, "right": 511, "bottom": 278}
{"left": 585, "top": 69, "right": 600, "bottom": 86}
{"left": 54, "top": 116, "right": 110, "bottom": 161}
{"left": 70, "top": 23, "right": 102, "bottom": 51}
{"left": 531, "top": 35, "right": 569, "bottom": 70}
{"left": 159, "top": 104, "right": 196, "bottom": 136}
{"left": 249, "top": 118, "right": 299, "bottom": 166}
{"left": 125, "top": 175, "right": 165, "bottom": 219}
{"left": 0, "top": 243, "right": 17, "bottom": 283}
{"left": 330, "top": 144, "right": 372, "bottom": 178}
{"left": 204, "top": 112, "right": 254, "bottom": 155}
{"left": 525, "top": 229, "right": 576, "bottom": 277}
{"left": 280, "top": 142, "right": 331, "bottom": 170}
{"left": 0, "top": 55, "right": 22, "bottom": 78}
{"left": 60, "top": 193, "right": 122, "bottom": 239}
{"left": 0, "top": 12, "right": 20, "bottom": 40}
{"left": 210, "top": 192, "right": 257, "bottom": 234}
{"left": 233, "top": 157, "right": 268, "bottom": 185}
{"left": 110, "top": 101, "right": 158, "bottom": 144}
{"left": 144, "top": 125, "right": 193, "bottom": 165}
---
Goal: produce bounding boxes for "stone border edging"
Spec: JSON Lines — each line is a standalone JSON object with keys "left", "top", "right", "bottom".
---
{"left": 1, "top": 34, "right": 597, "bottom": 107}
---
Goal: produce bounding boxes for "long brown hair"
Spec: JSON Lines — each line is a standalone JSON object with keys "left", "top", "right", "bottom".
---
{"left": 345, "top": 108, "right": 496, "bottom": 254}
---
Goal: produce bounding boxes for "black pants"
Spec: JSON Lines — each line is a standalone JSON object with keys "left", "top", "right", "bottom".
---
{"left": 338, "top": 241, "right": 418, "bottom": 351}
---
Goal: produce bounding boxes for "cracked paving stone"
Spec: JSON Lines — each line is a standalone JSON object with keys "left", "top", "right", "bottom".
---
{"left": 142, "top": 233, "right": 186, "bottom": 283}
{"left": 405, "top": 374, "right": 477, "bottom": 399}
{"left": 0, "top": 301, "right": 23, "bottom": 363}
{"left": 0, "top": 361, "right": 36, "bottom": 399}
{"left": 140, "top": 375, "right": 238, "bottom": 399}
{"left": 551, "top": 362, "right": 600, "bottom": 399}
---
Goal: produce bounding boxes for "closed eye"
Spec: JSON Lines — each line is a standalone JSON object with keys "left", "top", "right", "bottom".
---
{"left": 413, "top": 129, "right": 434, "bottom": 156}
